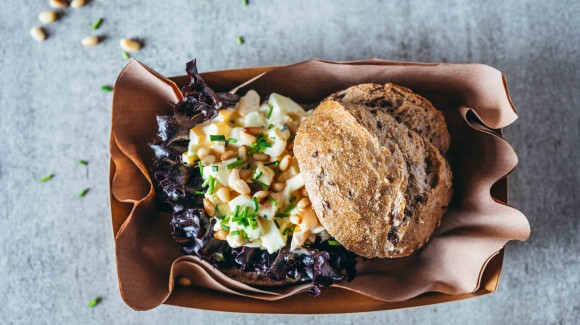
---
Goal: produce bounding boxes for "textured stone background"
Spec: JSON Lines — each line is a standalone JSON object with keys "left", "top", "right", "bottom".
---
{"left": 0, "top": 0, "right": 578, "bottom": 324}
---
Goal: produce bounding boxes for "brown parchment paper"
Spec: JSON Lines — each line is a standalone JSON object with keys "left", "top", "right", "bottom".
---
{"left": 109, "top": 59, "right": 530, "bottom": 313}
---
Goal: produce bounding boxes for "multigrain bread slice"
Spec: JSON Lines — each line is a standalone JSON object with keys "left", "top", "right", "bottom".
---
{"left": 295, "top": 100, "right": 452, "bottom": 258}
{"left": 328, "top": 83, "right": 451, "bottom": 154}
{"left": 294, "top": 101, "right": 409, "bottom": 258}
{"left": 342, "top": 103, "right": 453, "bottom": 257}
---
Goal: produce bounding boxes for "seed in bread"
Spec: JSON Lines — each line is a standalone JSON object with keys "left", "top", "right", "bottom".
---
{"left": 328, "top": 83, "right": 451, "bottom": 154}
{"left": 294, "top": 100, "right": 410, "bottom": 258}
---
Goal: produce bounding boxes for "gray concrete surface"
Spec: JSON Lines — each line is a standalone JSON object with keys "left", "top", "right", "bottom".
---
{"left": 0, "top": 0, "right": 578, "bottom": 324}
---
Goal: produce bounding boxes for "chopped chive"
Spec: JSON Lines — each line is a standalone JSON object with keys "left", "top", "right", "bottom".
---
{"left": 254, "top": 171, "right": 263, "bottom": 180}
{"left": 227, "top": 158, "right": 245, "bottom": 169}
{"left": 274, "top": 219, "right": 280, "bottom": 229}
{"left": 236, "top": 36, "right": 244, "bottom": 45}
{"left": 266, "top": 104, "right": 273, "bottom": 119}
{"left": 101, "top": 86, "right": 113, "bottom": 92}
{"left": 220, "top": 215, "right": 230, "bottom": 228}
{"left": 122, "top": 51, "right": 130, "bottom": 59}
{"left": 88, "top": 297, "right": 101, "bottom": 308}
{"left": 233, "top": 205, "right": 240, "bottom": 218}
{"left": 39, "top": 174, "right": 54, "bottom": 183}
{"left": 241, "top": 206, "right": 249, "bottom": 219}
{"left": 212, "top": 166, "right": 218, "bottom": 172}
{"left": 328, "top": 240, "right": 342, "bottom": 246}
{"left": 248, "top": 216, "right": 257, "bottom": 230}
{"left": 197, "top": 160, "right": 204, "bottom": 176}
{"left": 243, "top": 0, "right": 249, "bottom": 5}
{"left": 252, "top": 179, "right": 268, "bottom": 190}
{"left": 79, "top": 188, "right": 90, "bottom": 197}
{"left": 283, "top": 203, "right": 297, "bottom": 214}
{"left": 275, "top": 213, "right": 287, "bottom": 218}
{"left": 201, "top": 176, "right": 212, "bottom": 188}
{"left": 264, "top": 160, "right": 279, "bottom": 167}
{"left": 282, "top": 227, "right": 295, "bottom": 236}
{"left": 268, "top": 124, "right": 274, "bottom": 129}
{"left": 240, "top": 229, "right": 249, "bottom": 241}
{"left": 288, "top": 134, "right": 295, "bottom": 142}
{"left": 231, "top": 230, "right": 239, "bottom": 236}
{"left": 248, "top": 134, "right": 272, "bottom": 154}
{"left": 92, "top": 18, "right": 103, "bottom": 30}
{"left": 208, "top": 177, "right": 216, "bottom": 195}
{"left": 210, "top": 135, "right": 226, "bottom": 142}
{"left": 267, "top": 197, "right": 278, "bottom": 206}
{"left": 253, "top": 197, "right": 259, "bottom": 211}
{"left": 194, "top": 190, "right": 205, "bottom": 195}
{"left": 226, "top": 137, "right": 237, "bottom": 146}
{"left": 79, "top": 160, "right": 89, "bottom": 166}
{"left": 289, "top": 194, "right": 296, "bottom": 204}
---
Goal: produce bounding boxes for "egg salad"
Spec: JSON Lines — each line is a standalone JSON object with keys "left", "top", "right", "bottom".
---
{"left": 182, "top": 90, "right": 327, "bottom": 253}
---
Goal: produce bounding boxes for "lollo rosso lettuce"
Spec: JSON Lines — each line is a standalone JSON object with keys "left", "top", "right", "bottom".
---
{"left": 149, "top": 59, "right": 357, "bottom": 295}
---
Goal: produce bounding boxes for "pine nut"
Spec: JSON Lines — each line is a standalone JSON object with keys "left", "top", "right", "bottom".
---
{"left": 279, "top": 154, "right": 292, "bottom": 171}
{"left": 228, "top": 169, "right": 240, "bottom": 185}
{"left": 252, "top": 153, "right": 269, "bottom": 161}
{"left": 253, "top": 191, "right": 270, "bottom": 203}
{"left": 216, "top": 187, "right": 231, "bottom": 203}
{"left": 49, "top": 0, "right": 68, "bottom": 8}
{"left": 300, "top": 207, "right": 318, "bottom": 231}
{"left": 242, "top": 127, "right": 263, "bottom": 135}
{"left": 201, "top": 155, "right": 216, "bottom": 165}
{"left": 30, "top": 27, "right": 47, "bottom": 42}
{"left": 277, "top": 169, "right": 295, "bottom": 182}
{"left": 240, "top": 131, "right": 256, "bottom": 144}
{"left": 203, "top": 198, "right": 215, "bottom": 216}
{"left": 213, "top": 229, "right": 228, "bottom": 241}
{"left": 297, "top": 197, "right": 311, "bottom": 209}
{"left": 221, "top": 150, "right": 237, "bottom": 161}
{"left": 271, "top": 182, "right": 285, "bottom": 192}
{"left": 232, "top": 179, "right": 250, "bottom": 195}
{"left": 71, "top": 0, "right": 85, "bottom": 8}
{"left": 120, "top": 38, "right": 141, "bottom": 52}
{"left": 239, "top": 169, "right": 252, "bottom": 180}
{"left": 81, "top": 36, "right": 99, "bottom": 47}
{"left": 238, "top": 146, "right": 247, "bottom": 161}
{"left": 38, "top": 11, "right": 57, "bottom": 24}
{"left": 197, "top": 148, "right": 210, "bottom": 159}
{"left": 290, "top": 214, "right": 301, "bottom": 225}
{"left": 177, "top": 276, "right": 192, "bottom": 286}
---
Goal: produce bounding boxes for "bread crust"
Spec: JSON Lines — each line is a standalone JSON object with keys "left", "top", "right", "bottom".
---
{"left": 329, "top": 83, "right": 450, "bottom": 154}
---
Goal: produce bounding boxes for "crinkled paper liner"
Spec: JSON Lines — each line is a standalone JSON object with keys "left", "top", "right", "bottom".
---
{"left": 109, "top": 59, "right": 530, "bottom": 313}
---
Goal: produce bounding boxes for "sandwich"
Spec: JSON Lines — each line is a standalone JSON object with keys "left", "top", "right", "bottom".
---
{"left": 149, "top": 60, "right": 452, "bottom": 294}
